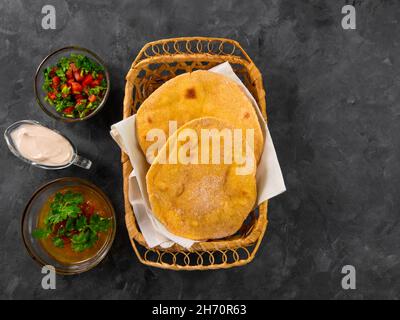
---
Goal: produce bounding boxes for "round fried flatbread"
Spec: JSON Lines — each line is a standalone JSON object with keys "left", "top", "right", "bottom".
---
{"left": 136, "top": 70, "right": 263, "bottom": 163}
{"left": 146, "top": 117, "right": 257, "bottom": 240}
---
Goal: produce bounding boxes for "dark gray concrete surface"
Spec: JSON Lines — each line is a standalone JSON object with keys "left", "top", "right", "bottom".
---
{"left": 1, "top": 0, "right": 399, "bottom": 300}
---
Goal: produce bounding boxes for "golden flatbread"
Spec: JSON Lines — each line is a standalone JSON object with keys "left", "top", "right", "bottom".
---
{"left": 136, "top": 70, "right": 264, "bottom": 163}
{"left": 146, "top": 117, "right": 257, "bottom": 240}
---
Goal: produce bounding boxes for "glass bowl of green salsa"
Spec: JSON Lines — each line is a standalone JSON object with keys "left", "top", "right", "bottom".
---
{"left": 34, "top": 46, "right": 110, "bottom": 122}
{"left": 22, "top": 177, "right": 116, "bottom": 275}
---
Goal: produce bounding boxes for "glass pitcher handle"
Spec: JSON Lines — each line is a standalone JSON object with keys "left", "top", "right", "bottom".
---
{"left": 72, "top": 154, "right": 92, "bottom": 169}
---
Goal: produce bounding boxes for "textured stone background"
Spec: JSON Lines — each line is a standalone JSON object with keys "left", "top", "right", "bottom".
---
{"left": 1, "top": 0, "right": 399, "bottom": 300}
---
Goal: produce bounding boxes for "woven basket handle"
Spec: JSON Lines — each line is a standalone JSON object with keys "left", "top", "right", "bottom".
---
{"left": 131, "top": 37, "right": 253, "bottom": 67}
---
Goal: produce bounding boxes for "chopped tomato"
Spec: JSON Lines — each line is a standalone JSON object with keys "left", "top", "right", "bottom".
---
{"left": 82, "top": 74, "right": 93, "bottom": 87}
{"left": 81, "top": 201, "right": 95, "bottom": 218}
{"left": 97, "top": 73, "right": 104, "bottom": 81}
{"left": 65, "top": 69, "right": 74, "bottom": 79}
{"left": 74, "top": 94, "right": 84, "bottom": 101}
{"left": 52, "top": 76, "right": 60, "bottom": 86}
{"left": 90, "top": 79, "right": 101, "bottom": 88}
{"left": 53, "top": 221, "right": 66, "bottom": 233}
{"left": 61, "top": 236, "right": 71, "bottom": 244}
{"left": 49, "top": 67, "right": 57, "bottom": 77}
{"left": 63, "top": 106, "right": 75, "bottom": 114}
{"left": 70, "top": 63, "right": 78, "bottom": 72}
{"left": 71, "top": 82, "right": 82, "bottom": 94}
{"left": 47, "top": 92, "right": 57, "bottom": 100}
{"left": 88, "top": 95, "right": 97, "bottom": 103}
{"left": 74, "top": 70, "right": 83, "bottom": 82}
{"left": 75, "top": 100, "right": 84, "bottom": 109}
{"left": 75, "top": 96, "right": 85, "bottom": 106}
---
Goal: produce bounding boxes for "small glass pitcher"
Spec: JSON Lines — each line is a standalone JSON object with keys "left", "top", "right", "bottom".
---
{"left": 4, "top": 120, "right": 92, "bottom": 170}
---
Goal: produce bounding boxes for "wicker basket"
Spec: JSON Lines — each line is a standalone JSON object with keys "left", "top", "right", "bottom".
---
{"left": 122, "top": 37, "right": 268, "bottom": 270}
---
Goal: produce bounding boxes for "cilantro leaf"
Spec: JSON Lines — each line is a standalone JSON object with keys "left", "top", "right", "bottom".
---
{"left": 89, "top": 214, "right": 112, "bottom": 233}
{"left": 32, "top": 228, "right": 52, "bottom": 239}
{"left": 71, "top": 230, "right": 98, "bottom": 252}
{"left": 57, "top": 227, "right": 66, "bottom": 236}
{"left": 41, "top": 191, "right": 84, "bottom": 227}
{"left": 65, "top": 217, "right": 74, "bottom": 232}
{"left": 55, "top": 68, "right": 66, "bottom": 82}
{"left": 58, "top": 56, "right": 70, "bottom": 72}
{"left": 75, "top": 215, "right": 87, "bottom": 231}
{"left": 63, "top": 191, "right": 84, "bottom": 205}
{"left": 70, "top": 54, "right": 104, "bottom": 74}
{"left": 53, "top": 237, "right": 64, "bottom": 248}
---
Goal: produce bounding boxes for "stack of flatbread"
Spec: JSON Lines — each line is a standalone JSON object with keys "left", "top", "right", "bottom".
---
{"left": 135, "top": 70, "right": 264, "bottom": 240}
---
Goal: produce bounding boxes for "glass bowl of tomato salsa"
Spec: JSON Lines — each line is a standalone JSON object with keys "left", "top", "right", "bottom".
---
{"left": 34, "top": 46, "right": 110, "bottom": 122}
{"left": 22, "top": 177, "right": 116, "bottom": 275}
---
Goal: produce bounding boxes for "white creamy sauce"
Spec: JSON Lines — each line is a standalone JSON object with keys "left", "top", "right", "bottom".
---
{"left": 10, "top": 124, "right": 73, "bottom": 166}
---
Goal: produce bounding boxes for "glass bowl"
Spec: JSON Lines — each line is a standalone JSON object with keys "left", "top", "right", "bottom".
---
{"left": 21, "top": 177, "right": 116, "bottom": 275}
{"left": 34, "top": 46, "right": 110, "bottom": 122}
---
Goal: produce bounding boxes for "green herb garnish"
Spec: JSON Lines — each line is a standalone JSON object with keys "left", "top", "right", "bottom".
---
{"left": 33, "top": 191, "right": 112, "bottom": 252}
